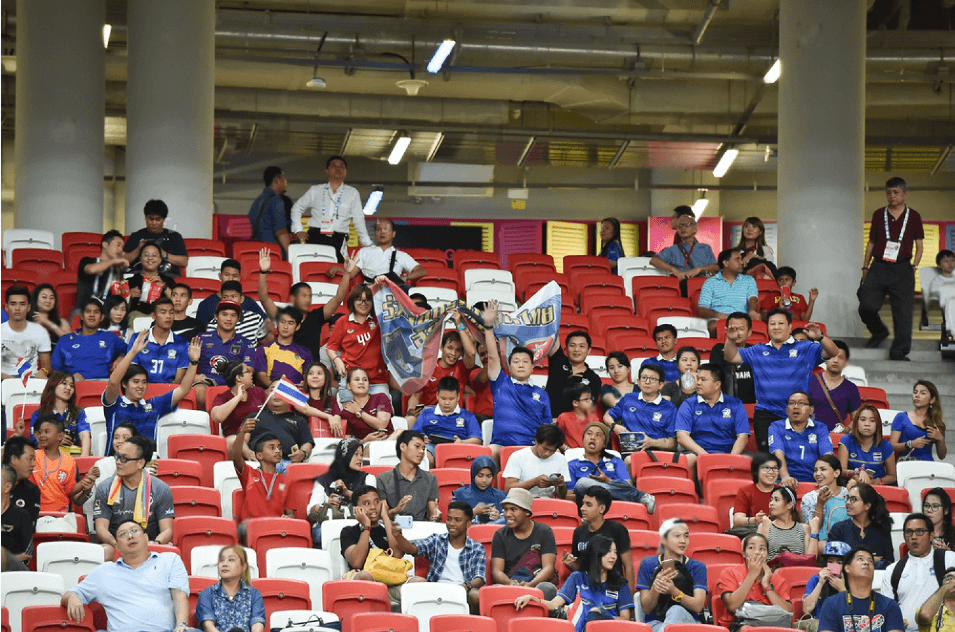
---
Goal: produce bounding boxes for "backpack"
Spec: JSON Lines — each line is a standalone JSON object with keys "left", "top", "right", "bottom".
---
{"left": 649, "top": 557, "right": 696, "bottom": 620}
{"left": 891, "top": 549, "right": 947, "bottom": 602}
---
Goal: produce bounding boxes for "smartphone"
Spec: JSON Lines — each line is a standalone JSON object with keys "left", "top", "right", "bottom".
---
{"left": 661, "top": 559, "right": 676, "bottom": 574}
{"left": 339, "top": 387, "right": 354, "bottom": 403}
{"left": 395, "top": 515, "right": 413, "bottom": 530}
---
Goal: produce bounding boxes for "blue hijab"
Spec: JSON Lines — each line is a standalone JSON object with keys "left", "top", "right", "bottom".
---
{"left": 451, "top": 455, "right": 506, "bottom": 521}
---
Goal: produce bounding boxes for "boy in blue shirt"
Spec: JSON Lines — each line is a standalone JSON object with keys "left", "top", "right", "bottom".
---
{"left": 127, "top": 298, "right": 189, "bottom": 384}
{"left": 412, "top": 376, "right": 482, "bottom": 468}
{"left": 640, "top": 324, "right": 680, "bottom": 382}
{"left": 605, "top": 364, "right": 677, "bottom": 452}
{"left": 768, "top": 390, "right": 834, "bottom": 486}
{"left": 51, "top": 298, "right": 125, "bottom": 380}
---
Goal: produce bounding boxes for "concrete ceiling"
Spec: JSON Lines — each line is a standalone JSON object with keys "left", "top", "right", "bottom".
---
{"left": 4, "top": 0, "right": 955, "bottom": 182}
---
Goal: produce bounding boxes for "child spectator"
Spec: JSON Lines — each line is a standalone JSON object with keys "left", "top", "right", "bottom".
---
{"left": 556, "top": 382, "right": 601, "bottom": 449}
{"left": 760, "top": 266, "right": 818, "bottom": 321}
{"left": 30, "top": 415, "right": 95, "bottom": 512}
{"left": 407, "top": 313, "right": 477, "bottom": 418}
{"left": 169, "top": 282, "right": 204, "bottom": 340}
{"left": 52, "top": 298, "right": 125, "bottom": 380}
{"left": 411, "top": 376, "right": 482, "bottom": 468}
{"left": 453, "top": 455, "right": 506, "bottom": 524}
{"left": 641, "top": 324, "right": 680, "bottom": 382}
{"left": 253, "top": 306, "right": 312, "bottom": 386}
{"left": 229, "top": 416, "right": 292, "bottom": 521}
{"left": 930, "top": 250, "right": 955, "bottom": 343}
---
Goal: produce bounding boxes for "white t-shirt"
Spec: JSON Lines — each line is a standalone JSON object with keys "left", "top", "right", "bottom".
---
{"left": 438, "top": 543, "right": 465, "bottom": 584}
{"left": 354, "top": 246, "right": 419, "bottom": 280}
{"left": 881, "top": 550, "right": 955, "bottom": 632}
{"left": 1, "top": 320, "right": 51, "bottom": 376}
{"left": 930, "top": 273, "right": 955, "bottom": 303}
{"left": 502, "top": 446, "right": 571, "bottom": 498}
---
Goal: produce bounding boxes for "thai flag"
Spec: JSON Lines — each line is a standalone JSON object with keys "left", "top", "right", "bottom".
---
{"left": 272, "top": 377, "right": 309, "bottom": 409}
{"left": 15, "top": 357, "right": 32, "bottom": 386}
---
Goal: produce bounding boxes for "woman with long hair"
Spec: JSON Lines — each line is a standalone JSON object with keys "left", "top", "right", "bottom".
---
{"left": 838, "top": 404, "right": 897, "bottom": 487}
{"left": 302, "top": 361, "right": 342, "bottom": 438}
{"left": 331, "top": 367, "right": 394, "bottom": 443}
{"left": 635, "top": 518, "right": 709, "bottom": 631}
{"left": 890, "top": 379, "right": 946, "bottom": 461}
{"left": 732, "top": 453, "right": 780, "bottom": 530}
{"left": 601, "top": 351, "right": 635, "bottom": 409}
{"left": 325, "top": 284, "right": 389, "bottom": 394}
{"left": 758, "top": 486, "right": 816, "bottom": 559}
{"left": 717, "top": 533, "right": 793, "bottom": 630}
{"left": 306, "top": 438, "right": 374, "bottom": 543}
{"left": 801, "top": 454, "right": 848, "bottom": 525}
{"left": 661, "top": 346, "right": 700, "bottom": 409}
{"left": 734, "top": 217, "right": 775, "bottom": 265}
{"left": 598, "top": 217, "right": 626, "bottom": 271}
{"left": 29, "top": 284, "right": 71, "bottom": 344}
{"left": 102, "top": 294, "right": 129, "bottom": 339}
{"left": 827, "top": 482, "right": 894, "bottom": 569}
{"left": 210, "top": 360, "right": 268, "bottom": 451}
{"left": 923, "top": 488, "right": 954, "bottom": 551}
{"left": 28, "top": 371, "right": 90, "bottom": 456}
{"left": 515, "top": 534, "right": 634, "bottom": 630}
{"left": 195, "top": 544, "right": 266, "bottom": 632}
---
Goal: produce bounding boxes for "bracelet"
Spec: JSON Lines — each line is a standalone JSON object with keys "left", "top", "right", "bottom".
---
{"left": 189, "top": 360, "right": 199, "bottom": 366}
{"left": 862, "top": 266, "right": 868, "bottom": 270}
{"left": 766, "top": 585, "right": 775, "bottom": 592}
{"left": 907, "top": 440, "right": 913, "bottom": 449}
{"left": 810, "top": 533, "right": 819, "bottom": 540}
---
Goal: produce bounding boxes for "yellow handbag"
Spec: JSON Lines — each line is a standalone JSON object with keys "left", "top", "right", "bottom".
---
{"left": 363, "top": 547, "right": 413, "bottom": 586}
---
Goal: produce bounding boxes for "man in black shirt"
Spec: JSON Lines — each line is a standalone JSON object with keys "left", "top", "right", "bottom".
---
{"left": 709, "top": 312, "right": 756, "bottom": 403}
{"left": 0, "top": 436, "right": 40, "bottom": 529}
{"left": 169, "top": 283, "right": 205, "bottom": 340}
{"left": 75, "top": 230, "right": 128, "bottom": 316}
{"left": 245, "top": 394, "right": 314, "bottom": 468}
{"left": 565, "top": 485, "right": 634, "bottom": 590}
{"left": 339, "top": 485, "right": 408, "bottom": 599}
{"left": 1, "top": 464, "right": 33, "bottom": 566}
{"left": 546, "top": 331, "right": 602, "bottom": 417}
{"left": 123, "top": 199, "right": 189, "bottom": 277}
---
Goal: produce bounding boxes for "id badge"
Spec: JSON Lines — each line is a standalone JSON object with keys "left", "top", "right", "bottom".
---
{"left": 883, "top": 240, "right": 901, "bottom": 262}
{"left": 320, "top": 216, "right": 334, "bottom": 236}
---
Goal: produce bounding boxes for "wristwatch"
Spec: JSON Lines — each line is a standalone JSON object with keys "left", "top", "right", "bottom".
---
{"left": 673, "top": 591, "right": 684, "bottom": 603}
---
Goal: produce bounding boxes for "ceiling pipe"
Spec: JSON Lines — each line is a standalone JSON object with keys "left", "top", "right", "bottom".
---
{"left": 691, "top": 0, "right": 723, "bottom": 45}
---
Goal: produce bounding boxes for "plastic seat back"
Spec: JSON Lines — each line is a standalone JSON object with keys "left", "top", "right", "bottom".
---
{"left": 172, "top": 516, "right": 238, "bottom": 570}
{"left": 429, "top": 614, "right": 497, "bottom": 632}
{"left": 20, "top": 605, "right": 94, "bottom": 632}
{"left": 253, "top": 577, "right": 312, "bottom": 623}
{"left": 400, "top": 582, "right": 469, "bottom": 632}
{"left": 166, "top": 434, "right": 228, "bottom": 487}
{"left": 246, "top": 517, "right": 312, "bottom": 564}
{"left": 322, "top": 580, "right": 391, "bottom": 632}
{"left": 0, "top": 573, "right": 64, "bottom": 632}
{"left": 686, "top": 533, "right": 744, "bottom": 566}
{"left": 266, "top": 547, "right": 333, "bottom": 609}
{"left": 154, "top": 458, "right": 204, "bottom": 487}
{"left": 478, "top": 585, "right": 547, "bottom": 632}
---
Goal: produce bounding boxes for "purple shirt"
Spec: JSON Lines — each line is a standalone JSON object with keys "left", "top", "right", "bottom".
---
{"left": 252, "top": 340, "right": 313, "bottom": 384}
{"left": 808, "top": 374, "right": 861, "bottom": 430}
{"left": 196, "top": 330, "right": 255, "bottom": 386}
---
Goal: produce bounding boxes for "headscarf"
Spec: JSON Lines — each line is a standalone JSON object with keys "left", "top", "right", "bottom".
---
{"left": 451, "top": 455, "right": 506, "bottom": 518}
{"left": 317, "top": 439, "right": 365, "bottom": 494}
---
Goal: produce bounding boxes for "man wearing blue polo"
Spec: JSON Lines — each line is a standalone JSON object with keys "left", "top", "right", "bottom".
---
{"left": 51, "top": 298, "right": 125, "bottom": 380}
{"left": 127, "top": 298, "right": 189, "bottom": 384}
{"left": 482, "top": 301, "right": 551, "bottom": 461}
{"left": 604, "top": 364, "right": 677, "bottom": 451}
{"left": 675, "top": 363, "right": 750, "bottom": 472}
{"left": 768, "top": 390, "right": 833, "bottom": 487}
{"left": 724, "top": 307, "right": 838, "bottom": 452}
{"left": 697, "top": 249, "right": 760, "bottom": 337}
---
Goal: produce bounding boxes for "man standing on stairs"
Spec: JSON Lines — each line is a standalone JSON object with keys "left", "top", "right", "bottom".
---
{"left": 858, "top": 176, "right": 923, "bottom": 361}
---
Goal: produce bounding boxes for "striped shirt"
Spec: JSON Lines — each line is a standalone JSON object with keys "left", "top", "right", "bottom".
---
{"left": 698, "top": 272, "right": 757, "bottom": 315}
{"left": 767, "top": 521, "right": 805, "bottom": 558}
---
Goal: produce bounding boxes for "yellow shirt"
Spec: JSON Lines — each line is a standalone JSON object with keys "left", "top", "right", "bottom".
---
{"left": 920, "top": 604, "right": 955, "bottom": 632}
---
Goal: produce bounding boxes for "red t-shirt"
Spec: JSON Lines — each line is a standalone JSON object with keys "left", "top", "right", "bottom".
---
{"left": 469, "top": 368, "right": 494, "bottom": 417}
{"left": 716, "top": 564, "right": 791, "bottom": 627}
{"left": 308, "top": 396, "right": 335, "bottom": 439}
{"left": 325, "top": 315, "right": 388, "bottom": 384}
{"left": 332, "top": 393, "right": 394, "bottom": 440}
{"left": 238, "top": 465, "right": 287, "bottom": 521}
{"left": 555, "top": 411, "right": 602, "bottom": 449}
{"left": 419, "top": 360, "right": 469, "bottom": 407}
{"left": 211, "top": 387, "right": 269, "bottom": 437}
{"left": 759, "top": 292, "right": 809, "bottom": 320}
{"left": 734, "top": 484, "right": 772, "bottom": 518}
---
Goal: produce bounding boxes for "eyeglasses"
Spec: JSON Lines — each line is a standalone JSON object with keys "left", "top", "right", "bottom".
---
{"left": 787, "top": 401, "right": 811, "bottom": 407}
{"left": 925, "top": 503, "right": 944, "bottom": 510}
{"left": 760, "top": 466, "right": 780, "bottom": 472}
{"left": 904, "top": 528, "right": 929, "bottom": 536}
{"left": 115, "top": 454, "right": 143, "bottom": 464}
{"left": 354, "top": 298, "right": 371, "bottom": 303}
{"left": 677, "top": 222, "right": 695, "bottom": 228}
{"left": 639, "top": 376, "right": 660, "bottom": 383}
{"left": 846, "top": 496, "right": 861, "bottom": 503}
{"left": 578, "top": 397, "right": 593, "bottom": 402}
{"left": 117, "top": 527, "right": 143, "bottom": 539}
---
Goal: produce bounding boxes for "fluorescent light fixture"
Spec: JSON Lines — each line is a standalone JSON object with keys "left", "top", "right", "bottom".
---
{"left": 427, "top": 40, "right": 456, "bottom": 74}
{"left": 388, "top": 135, "right": 412, "bottom": 165}
{"left": 692, "top": 195, "right": 709, "bottom": 218}
{"left": 103, "top": 24, "right": 111, "bottom": 49}
{"left": 306, "top": 67, "right": 327, "bottom": 88}
{"left": 763, "top": 59, "right": 781, "bottom": 84}
{"left": 712, "top": 148, "right": 739, "bottom": 178}
{"left": 363, "top": 188, "right": 384, "bottom": 215}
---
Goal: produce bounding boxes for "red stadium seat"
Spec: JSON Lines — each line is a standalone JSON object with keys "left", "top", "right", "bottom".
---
{"left": 432, "top": 467, "right": 471, "bottom": 514}
{"left": 703, "top": 478, "right": 741, "bottom": 532}
{"left": 685, "top": 277, "right": 707, "bottom": 299}
{"left": 430, "top": 614, "right": 497, "bottom": 632}
{"left": 1, "top": 606, "right": 8, "bottom": 632}
{"left": 588, "top": 304, "right": 636, "bottom": 328}
{"left": 64, "top": 244, "right": 102, "bottom": 272}
{"left": 638, "top": 296, "right": 693, "bottom": 319}
{"left": 508, "top": 619, "right": 574, "bottom": 632}
{"left": 184, "top": 238, "right": 227, "bottom": 257}
{"left": 686, "top": 533, "right": 744, "bottom": 566}
{"left": 656, "top": 503, "right": 721, "bottom": 533}
{"left": 705, "top": 563, "right": 738, "bottom": 629}
{"left": 631, "top": 451, "right": 692, "bottom": 480}
{"left": 858, "top": 386, "right": 890, "bottom": 410}
{"left": 508, "top": 253, "right": 556, "bottom": 276}
{"left": 573, "top": 273, "right": 625, "bottom": 302}
{"left": 3, "top": 269, "right": 39, "bottom": 292}
{"left": 154, "top": 459, "right": 203, "bottom": 487}
{"left": 435, "top": 444, "right": 492, "bottom": 469}
{"left": 606, "top": 332, "right": 657, "bottom": 356}
{"left": 531, "top": 498, "right": 581, "bottom": 529}
{"left": 252, "top": 577, "right": 312, "bottom": 621}
{"left": 629, "top": 529, "right": 661, "bottom": 557}
{"left": 232, "top": 240, "right": 274, "bottom": 261}
{"left": 697, "top": 454, "right": 753, "bottom": 490}
{"left": 322, "top": 580, "right": 391, "bottom": 632}
{"left": 299, "top": 260, "right": 343, "bottom": 283}
{"left": 245, "top": 517, "right": 312, "bottom": 563}
{"left": 144, "top": 383, "right": 197, "bottom": 410}
{"left": 179, "top": 276, "right": 220, "bottom": 300}
{"left": 418, "top": 266, "right": 461, "bottom": 294}
{"left": 173, "top": 517, "right": 238, "bottom": 570}
{"left": 350, "top": 612, "right": 419, "bottom": 632}
{"left": 166, "top": 434, "right": 228, "bottom": 487}
{"left": 405, "top": 248, "right": 450, "bottom": 269}
{"left": 678, "top": 337, "right": 718, "bottom": 354}
{"left": 12, "top": 249, "right": 64, "bottom": 276}
{"left": 876, "top": 484, "right": 911, "bottom": 513}
{"left": 561, "top": 313, "right": 589, "bottom": 331}
{"left": 469, "top": 524, "right": 502, "bottom": 580}
{"left": 587, "top": 622, "right": 653, "bottom": 632}
{"left": 73, "top": 380, "right": 108, "bottom": 409}
{"left": 20, "top": 605, "right": 95, "bottom": 632}
{"left": 646, "top": 307, "right": 695, "bottom": 329}
{"left": 666, "top": 625, "right": 732, "bottom": 632}
{"left": 61, "top": 232, "right": 102, "bottom": 255}
{"left": 637, "top": 477, "right": 699, "bottom": 507}
{"left": 602, "top": 317, "right": 653, "bottom": 341}
{"left": 563, "top": 255, "right": 611, "bottom": 277}
{"left": 452, "top": 250, "right": 500, "bottom": 270}
{"left": 283, "top": 462, "right": 330, "bottom": 519}
{"left": 478, "top": 585, "right": 548, "bottom": 632}
{"left": 631, "top": 275, "right": 681, "bottom": 299}
{"left": 170, "top": 485, "right": 222, "bottom": 517}
{"left": 187, "top": 576, "right": 218, "bottom": 627}
{"left": 774, "top": 565, "right": 819, "bottom": 603}
{"left": 604, "top": 501, "right": 652, "bottom": 531}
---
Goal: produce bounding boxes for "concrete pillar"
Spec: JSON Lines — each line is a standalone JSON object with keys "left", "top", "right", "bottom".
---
{"left": 125, "top": 0, "right": 215, "bottom": 238}
{"left": 14, "top": 0, "right": 104, "bottom": 246}
{"left": 777, "top": 0, "right": 866, "bottom": 336}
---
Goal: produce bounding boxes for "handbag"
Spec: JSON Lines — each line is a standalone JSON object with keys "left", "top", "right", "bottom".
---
{"left": 363, "top": 547, "right": 413, "bottom": 586}
{"left": 769, "top": 550, "right": 818, "bottom": 569}
{"left": 795, "top": 613, "right": 819, "bottom": 632}
{"left": 734, "top": 601, "right": 793, "bottom": 628}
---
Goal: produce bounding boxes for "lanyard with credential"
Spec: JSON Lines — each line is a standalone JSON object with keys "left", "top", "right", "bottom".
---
{"left": 845, "top": 592, "right": 875, "bottom": 632}
{"left": 884, "top": 205, "right": 909, "bottom": 242}
{"left": 260, "top": 470, "right": 278, "bottom": 501}
{"left": 679, "top": 241, "right": 696, "bottom": 269}
{"left": 322, "top": 184, "right": 345, "bottom": 221}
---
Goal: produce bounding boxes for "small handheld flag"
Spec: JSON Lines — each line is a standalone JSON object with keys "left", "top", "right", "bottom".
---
{"left": 272, "top": 377, "right": 310, "bottom": 409}
{"left": 15, "top": 357, "right": 32, "bottom": 386}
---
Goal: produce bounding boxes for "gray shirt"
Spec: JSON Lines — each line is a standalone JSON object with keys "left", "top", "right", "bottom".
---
{"left": 93, "top": 474, "right": 174, "bottom": 540}
{"left": 376, "top": 465, "right": 439, "bottom": 521}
